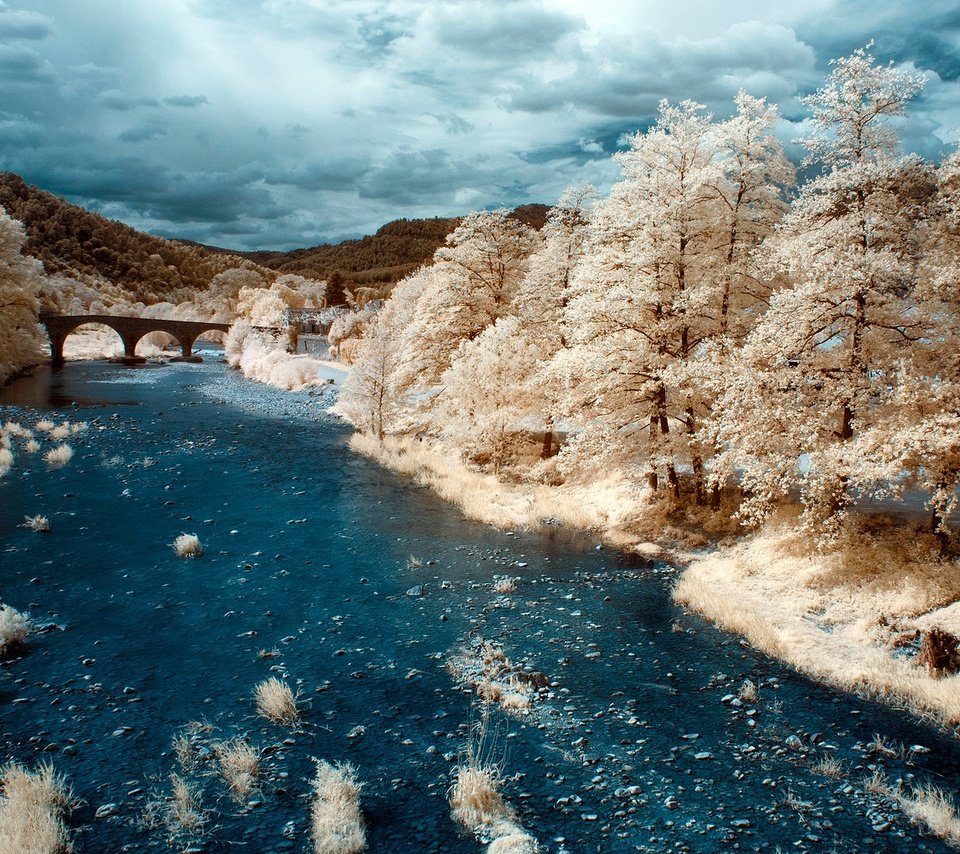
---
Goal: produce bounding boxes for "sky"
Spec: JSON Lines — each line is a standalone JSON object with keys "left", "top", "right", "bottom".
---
{"left": 2, "top": 0, "right": 960, "bottom": 251}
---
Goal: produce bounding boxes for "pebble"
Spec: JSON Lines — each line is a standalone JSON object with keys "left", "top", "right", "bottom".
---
{"left": 95, "top": 803, "right": 120, "bottom": 818}
{"left": 784, "top": 734, "right": 803, "bottom": 750}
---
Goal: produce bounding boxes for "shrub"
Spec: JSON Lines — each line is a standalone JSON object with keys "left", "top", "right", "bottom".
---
{"left": 0, "top": 760, "right": 74, "bottom": 854}
{"left": 172, "top": 533, "right": 202, "bottom": 558}
{"left": 310, "top": 760, "right": 365, "bottom": 854}
{"left": 254, "top": 677, "right": 299, "bottom": 726}
{"left": 43, "top": 445, "right": 72, "bottom": 467}
{"left": 0, "top": 605, "right": 30, "bottom": 657}
{"left": 215, "top": 738, "right": 259, "bottom": 802}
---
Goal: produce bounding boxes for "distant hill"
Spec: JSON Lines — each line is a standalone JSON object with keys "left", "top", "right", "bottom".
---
{"left": 0, "top": 172, "right": 551, "bottom": 306}
{"left": 199, "top": 203, "right": 551, "bottom": 304}
{"left": 0, "top": 172, "right": 264, "bottom": 304}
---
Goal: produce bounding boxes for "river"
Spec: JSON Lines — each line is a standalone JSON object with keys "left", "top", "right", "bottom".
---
{"left": 0, "top": 354, "right": 957, "bottom": 853}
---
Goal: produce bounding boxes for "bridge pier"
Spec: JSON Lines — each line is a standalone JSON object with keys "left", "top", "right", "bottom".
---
{"left": 49, "top": 333, "right": 66, "bottom": 368}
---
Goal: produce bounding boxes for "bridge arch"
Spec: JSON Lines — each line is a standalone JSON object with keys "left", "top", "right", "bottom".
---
{"left": 59, "top": 321, "right": 127, "bottom": 360}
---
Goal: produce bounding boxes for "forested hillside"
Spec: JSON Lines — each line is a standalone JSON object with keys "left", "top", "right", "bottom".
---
{"left": 0, "top": 173, "right": 263, "bottom": 304}
{"left": 230, "top": 204, "right": 549, "bottom": 303}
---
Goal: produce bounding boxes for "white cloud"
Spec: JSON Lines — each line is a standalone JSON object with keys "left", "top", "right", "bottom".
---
{"left": 0, "top": 0, "right": 954, "bottom": 250}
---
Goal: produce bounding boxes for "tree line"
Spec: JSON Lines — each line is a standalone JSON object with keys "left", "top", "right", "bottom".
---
{"left": 338, "top": 47, "right": 960, "bottom": 541}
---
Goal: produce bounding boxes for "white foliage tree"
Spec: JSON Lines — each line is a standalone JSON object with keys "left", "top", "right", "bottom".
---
{"left": 438, "top": 315, "right": 541, "bottom": 473}
{"left": 337, "top": 271, "right": 425, "bottom": 438}
{"left": 515, "top": 186, "right": 594, "bottom": 458}
{"left": 714, "top": 46, "right": 931, "bottom": 531}
{"left": 402, "top": 209, "right": 539, "bottom": 390}
{"left": 560, "top": 100, "right": 727, "bottom": 498}
{"left": 0, "top": 210, "right": 46, "bottom": 384}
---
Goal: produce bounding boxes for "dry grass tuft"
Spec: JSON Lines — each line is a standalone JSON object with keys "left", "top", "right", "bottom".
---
{"left": 254, "top": 677, "right": 300, "bottom": 726}
{"left": 43, "top": 445, "right": 73, "bottom": 467}
{"left": 47, "top": 424, "right": 70, "bottom": 441}
{"left": 487, "top": 832, "right": 540, "bottom": 853}
{"left": 171, "top": 732, "right": 196, "bottom": 771}
{"left": 22, "top": 515, "right": 50, "bottom": 533}
{"left": 450, "top": 762, "right": 514, "bottom": 832}
{"left": 863, "top": 768, "right": 892, "bottom": 796}
{"left": 310, "top": 760, "right": 365, "bottom": 854}
{"left": 0, "top": 447, "right": 12, "bottom": 477}
{"left": 448, "top": 711, "right": 539, "bottom": 852}
{"left": 449, "top": 641, "right": 535, "bottom": 714}
{"left": 813, "top": 754, "right": 843, "bottom": 779}
{"left": 406, "top": 555, "right": 423, "bottom": 570}
{"left": 896, "top": 783, "right": 960, "bottom": 845}
{"left": 23, "top": 439, "right": 40, "bottom": 454}
{"left": 0, "top": 760, "right": 74, "bottom": 854}
{"left": 34, "top": 420, "right": 54, "bottom": 433}
{"left": 0, "top": 605, "right": 31, "bottom": 657}
{"left": 492, "top": 576, "right": 517, "bottom": 594}
{"left": 172, "top": 533, "right": 203, "bottom": 558}
{"left": 215, "top": 738, "right": 260, "bottom": 802}
{"left": 166, "top": 773, "right": 204, "bottom": 836}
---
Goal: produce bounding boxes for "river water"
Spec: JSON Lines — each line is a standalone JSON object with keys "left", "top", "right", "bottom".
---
{"left": 0, "top": 355, "right": 958, "bottom": 853}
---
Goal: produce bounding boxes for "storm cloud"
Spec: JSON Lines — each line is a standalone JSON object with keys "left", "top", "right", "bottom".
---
{"left": 1, "top": 0, "right": 958, "bottom": 250}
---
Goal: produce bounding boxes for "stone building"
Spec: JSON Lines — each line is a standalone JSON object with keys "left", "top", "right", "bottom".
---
{"left": 284, "top": 306, "right": 349, "bottom": 357}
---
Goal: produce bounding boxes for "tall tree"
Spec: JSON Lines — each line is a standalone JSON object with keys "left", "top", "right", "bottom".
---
{"left": 514, "top": 186, "right": 594, "bottom": 458}
{"left": 397, "top": 210, "right": 539, "bottom": 392}
{"left": 715, "top": 46, "right": 931, "bottom": 531}
{"left": 560, "top": 100, "right": 725, "bottom": 498}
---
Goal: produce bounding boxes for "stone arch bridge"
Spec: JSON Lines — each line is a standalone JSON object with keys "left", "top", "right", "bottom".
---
{"left": 39, "top": 312, "right": 231, "bottom": 367}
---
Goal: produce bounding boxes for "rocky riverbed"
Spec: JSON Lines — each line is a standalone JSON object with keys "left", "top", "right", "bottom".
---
{"left": 1, "top": 356, "right": 958, "bottom": 852}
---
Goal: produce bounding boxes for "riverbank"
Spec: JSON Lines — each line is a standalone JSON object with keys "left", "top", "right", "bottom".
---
{"left": 675, "top": 512, "right": 960, "bottom": 727}
{"left": 349, "top": 433, "right": 960, "bottom": 734}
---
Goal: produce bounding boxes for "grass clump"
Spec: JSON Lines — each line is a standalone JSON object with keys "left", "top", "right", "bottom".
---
{"left": 450, "top": 760, "right": 513, "bottom": 833}
{"left": 23, "top": 440, "right": 40, "bottom": 454}
{"left": 449, "top": 640, "right": 535, "bottom": 714}
{"left": 22, "top": 515, "right": 50, "bottom": 533}
{"left": 254, "top": 677, "right": 300, "bottom": 726}
{"left": 813, "top": 753, "right": 843, "bottom": 779}
{"left": 215, "top": 738, "right": 260, "bottom": 802}
{"left": 165, "top": 773, "right": 204, "bottom": 837}
{"left": 897, "top": 782, "right": 960, "bottom": 846}
{"left": 172, "top": 533, "right": 203, "bottom": 558}
{"left": 0, "top": 760, "right": 74, "bottom": 854}
{"left": 449, "top": 711, "right": 539, "bottom": 852}
{"left": 43, "top": 445, "right": 73, "bottom": 467}
{"left": 0, "top": 605, "right": 30, "bottom": 657}
{"left": 310, "top": 760, "right": 365, "bottom": 854}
